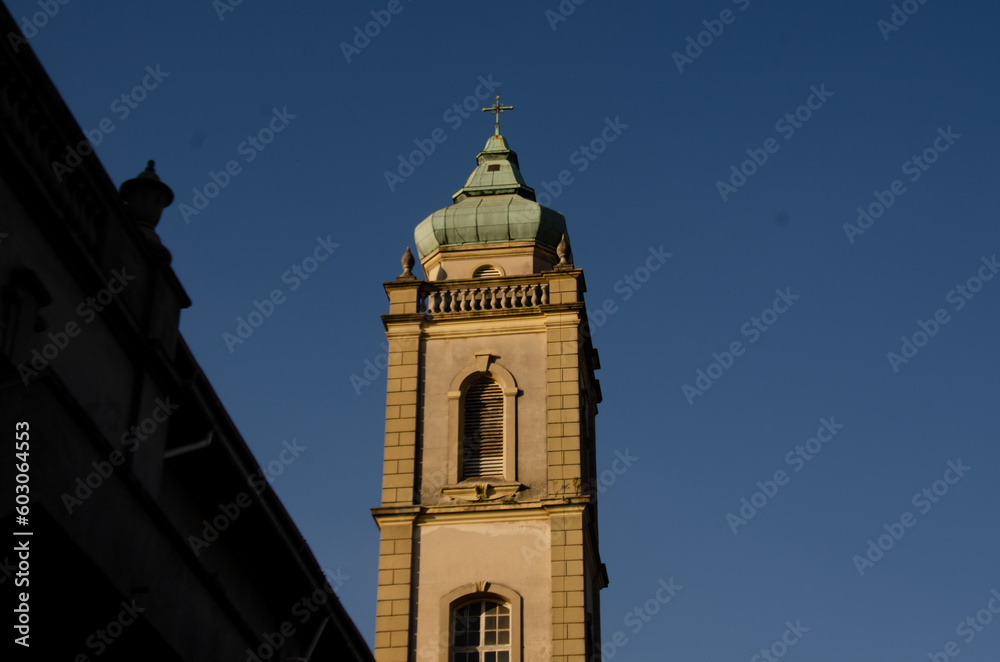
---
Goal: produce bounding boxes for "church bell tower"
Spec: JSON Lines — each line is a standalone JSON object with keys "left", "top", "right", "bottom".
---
{"left": 372, "top": 96, "right": 607, "bottom": 662}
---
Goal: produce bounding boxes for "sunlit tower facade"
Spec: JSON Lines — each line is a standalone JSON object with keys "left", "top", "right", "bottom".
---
{"left": 372, "top": 99, "right": 607, "bottom": 662}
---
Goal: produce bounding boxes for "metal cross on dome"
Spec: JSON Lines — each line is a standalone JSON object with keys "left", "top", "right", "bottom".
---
{"left": 482, "top": 93, "right": 514, "bottom": 136}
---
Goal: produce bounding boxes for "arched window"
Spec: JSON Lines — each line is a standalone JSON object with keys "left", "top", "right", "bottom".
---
{"left": 462, "top": 377, "right": 504, "bottom": 478}
{"left": 441, "top": 583, "right": 522, "bottom": 662}
{"left": 452, "top": 599, "right": 511, "bottom": 662}
{"left": 444, "top": 359, "right": 519, "bottom": 493}
{"left": 473, "top": 264, "right": 502, "bottom": 278}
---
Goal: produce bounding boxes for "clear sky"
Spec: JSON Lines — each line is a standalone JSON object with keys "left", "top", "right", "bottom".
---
{"left": 11, "top": 0, "right": 1000, "bottom": 658}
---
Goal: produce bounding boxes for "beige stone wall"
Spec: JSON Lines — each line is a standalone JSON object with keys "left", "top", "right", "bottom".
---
{"left": 419, "top": 243, "right": 558, "bottom": 281}
{"left": 414, "top": 517, "right": 554, "bottom": 660}
{"left": 373, "top": 513, "right": 417, "bottom": 661}
{"left": 375, "top": 268, "right": 602, "bottom": 661}
{"left": 420, "top": 324, "right": 548, "bottom": 502}
{"left": 544, "top": 311, "right": 583, "bottom": 499}
{"left": 547, "top": 506, "right": 589, "bottom": 662}
{"left": 381, "top": 323, "right": 421, "bottom": 507}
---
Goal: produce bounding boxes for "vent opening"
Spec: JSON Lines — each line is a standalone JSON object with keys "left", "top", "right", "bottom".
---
{"left": 473, "top": 265, "right": 502, "bottom": 278}
{"left": 463, "top": 378, "right": 504, "bottom": 478}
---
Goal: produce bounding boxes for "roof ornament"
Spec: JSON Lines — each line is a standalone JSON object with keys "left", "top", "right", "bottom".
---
{"left": 399, "top": 246, "right": 416, "bottom": 280}
{"left": 119, "top": 159, "right": 175, "bottom": 262}
{"left": 482, "top": 93, "right": 514, "bottom": 136}
{"left": 556, "top": 234, "right": 573, "bottom": 269}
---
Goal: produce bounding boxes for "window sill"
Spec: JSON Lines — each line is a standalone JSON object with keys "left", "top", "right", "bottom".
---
{"left": 442, "top": 479, "right": 522, "bottom": 502}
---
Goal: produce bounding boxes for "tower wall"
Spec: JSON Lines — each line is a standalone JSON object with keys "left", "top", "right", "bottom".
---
{"left": 374, "top": 133, "right": 604, "bottom": 662}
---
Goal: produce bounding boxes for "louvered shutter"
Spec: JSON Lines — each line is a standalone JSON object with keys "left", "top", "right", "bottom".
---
{"left": 473, "top": 265, "right": 501, "bottom": 278}
{"left": 463, "top": 378, "right": 504, "bottom": 477}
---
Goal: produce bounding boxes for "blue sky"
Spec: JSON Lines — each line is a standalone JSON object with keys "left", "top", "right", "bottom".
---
{"left": 11, "top": 0, "right": 1000, "bottom": 658}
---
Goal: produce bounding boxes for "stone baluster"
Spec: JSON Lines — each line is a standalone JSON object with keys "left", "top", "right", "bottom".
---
{"left": 424, "top": 283, "right": 559, "bottom": 312}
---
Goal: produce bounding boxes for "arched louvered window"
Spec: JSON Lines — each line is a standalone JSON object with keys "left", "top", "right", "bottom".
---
{"left": 462, "top": 377, "right": 504, "bottom": 478}
{"left": 473, "top": 264, "right": 502, "bottom": 278}
{"left": 452, "top": 599, "right": 511, "bottom": 662}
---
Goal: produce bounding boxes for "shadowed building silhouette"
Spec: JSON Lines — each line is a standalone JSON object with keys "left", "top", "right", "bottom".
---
{"left": 0, "top": 3, "right": 372, "bottom": 659}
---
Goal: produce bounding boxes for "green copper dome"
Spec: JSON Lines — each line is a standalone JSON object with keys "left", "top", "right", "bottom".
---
{"left": 414, "top": 135, "right": 568, "bottom": 260}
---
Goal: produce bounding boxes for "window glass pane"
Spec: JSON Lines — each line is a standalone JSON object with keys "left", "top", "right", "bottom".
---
{"left": 463, "top": 617, "right": 480, "bottom": 645}
{"left": 452, "top": 599, "right": 511, "bottom": 659}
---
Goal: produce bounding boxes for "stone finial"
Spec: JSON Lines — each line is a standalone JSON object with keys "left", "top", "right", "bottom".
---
{"left": 556, "top": 233, "right": 572, "bottom": 269}
{"left": 399, "top": 246, "right": 415, "bottom": 279}
{"left": 119, "top": 160, "right": 174, "bottom": 262}
{"left": 119, "top": 160, "right": 174, "bottom": 229}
